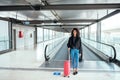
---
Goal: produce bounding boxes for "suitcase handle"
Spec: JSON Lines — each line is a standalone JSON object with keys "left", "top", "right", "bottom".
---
{"left": 67, "top": 49, "right": 70, "bottom": 60}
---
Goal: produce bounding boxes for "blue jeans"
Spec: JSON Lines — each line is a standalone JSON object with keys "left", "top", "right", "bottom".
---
{"left": 70, "top": 49, "right": 79, "bottom": 69}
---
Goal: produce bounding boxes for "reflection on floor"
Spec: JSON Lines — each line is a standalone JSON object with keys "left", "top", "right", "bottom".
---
{"left": 0, "top": 43, "right": 45, "bottom": 68}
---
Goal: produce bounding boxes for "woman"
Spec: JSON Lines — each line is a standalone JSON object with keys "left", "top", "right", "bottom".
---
{"left": 67, "top": 28, "right": 82, "bottom": 75}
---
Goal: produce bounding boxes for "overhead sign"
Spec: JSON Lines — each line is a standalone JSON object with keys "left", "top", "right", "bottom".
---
{"left": 23, "top": 21, "right": 30, "bottom": 25}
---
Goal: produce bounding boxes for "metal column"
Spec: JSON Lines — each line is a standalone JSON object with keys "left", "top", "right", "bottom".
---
{"left": 88, "top": 26, "right": 90, "bottom": 40}
{"left": 96, "top": 22, "right": 101, "bottom": 42}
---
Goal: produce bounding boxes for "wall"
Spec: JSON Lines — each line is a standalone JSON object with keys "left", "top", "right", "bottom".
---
{"left": 12, "top": 24, "right": 35, "bottom": 49}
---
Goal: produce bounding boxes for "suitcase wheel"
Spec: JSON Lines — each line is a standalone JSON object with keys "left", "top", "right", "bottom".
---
{"left": 64, "top": 76, "right": 70, "bottom": 78}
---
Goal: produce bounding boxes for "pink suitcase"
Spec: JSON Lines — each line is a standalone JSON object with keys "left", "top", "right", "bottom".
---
{"left": 64, "top": 49, "right": 70, "bottom": 78}
{"left": 64, "top": 60, "right": 70, "bottom": 77}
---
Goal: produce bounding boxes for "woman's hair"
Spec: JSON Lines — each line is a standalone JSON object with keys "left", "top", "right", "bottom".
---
{"left": 71, "top": 28, "right": 80, "bottom": 37}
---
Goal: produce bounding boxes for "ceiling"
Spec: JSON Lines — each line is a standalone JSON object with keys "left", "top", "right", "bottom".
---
{"left": 0, "top": 0, "right": 119, "bottom": 32}
{"left": 47, "top": 0, "right": 120, "bottom": 4}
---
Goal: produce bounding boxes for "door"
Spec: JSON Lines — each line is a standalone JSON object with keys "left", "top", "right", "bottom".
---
{"left": 12, "top": 29, "right": 16, "bottom": 50}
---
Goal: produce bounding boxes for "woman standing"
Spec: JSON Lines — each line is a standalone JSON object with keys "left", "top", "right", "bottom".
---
{"left": 67, "top": 28, "right": 82, "bottom": 75}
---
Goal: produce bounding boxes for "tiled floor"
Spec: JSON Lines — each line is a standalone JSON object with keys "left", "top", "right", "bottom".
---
{"left": 0, "top": 43, "right": 45, "bottom": 68}
{"left": 0, "top": 70, "right": 120, "bottom": 80}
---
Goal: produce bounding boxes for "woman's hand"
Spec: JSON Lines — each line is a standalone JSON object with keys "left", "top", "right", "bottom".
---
{"left": 68, "top": 48, "right": 70, "bottom": 51}
{"left": 79, "top": 53, "right": 81, "bottom": 56}
{"left": 68, "top": 48, "right": 70, "bottom": 53}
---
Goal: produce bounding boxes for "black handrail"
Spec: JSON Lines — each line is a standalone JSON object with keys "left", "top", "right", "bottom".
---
{"left": 44, "top": 38, "right": 66, "bottom": 61}
{"left": 44, "top": 45, "right": 50, "bottom": 61}
{"left": 44, "top": 42, "right": 60, "bottom": 61}
{"left": 44, "top": 42, "right": 55, "bottom": 61}
{"left": 83, "top": 38, "right": 117, "bottom": 62}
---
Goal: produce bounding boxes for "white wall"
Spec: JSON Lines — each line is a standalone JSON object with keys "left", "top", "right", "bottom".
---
{"left": 12, "top": 24, "right": 35, "bottom": 49}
